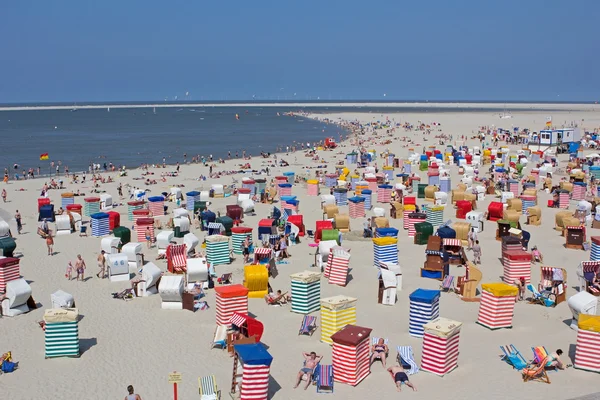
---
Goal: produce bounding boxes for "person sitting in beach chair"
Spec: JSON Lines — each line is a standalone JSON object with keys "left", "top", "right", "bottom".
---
{"left": 298, "top": 315, "right": 317, "bottom": 336}
{"left": 265, "top": 290, "right": 290, "bottom": 305}
{"left": 217, "top": 273, "right": 232, "bottom": 285}
{"left": 294, "top": 352, "right": 323, "bottom": 390}
{"left": 370, "top": 338, "right": 389, "bottom": 367}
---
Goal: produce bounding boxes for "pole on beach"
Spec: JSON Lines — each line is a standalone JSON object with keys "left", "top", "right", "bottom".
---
{"left": 168, "top": 372, "right": 181, "bottom": 400}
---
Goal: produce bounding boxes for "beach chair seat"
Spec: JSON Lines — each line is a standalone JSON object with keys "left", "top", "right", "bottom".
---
{"left": 217, "top": 273, "right": 232, "bottom": 285}
{"left": 198, "top": 375, "right": 221, "bottom": 400}
{"left": 526, "top": 284, "right": 554, "bottom": 307}
{"left": 167, "top": 243, "right": 187, "bottom": 274}
{"left": 211, "top": 325, "right": 228, "bottom": 350}
{"left": 522, "top": 357, "right": 551, "bottom": 384}
{"left": 499, "top": 345, "right": 528, "bottom": 370}
{"left": 316, "top": 364, "right": 334, "bottom": 393}
{"left": 298, "top": 315, "right": 317, "bottom": 336}
{"left": 441, "top": 275, "right": 454, "bottom": 292}
{"left": 396, "top": 346, "right": 419, "bottom": 375}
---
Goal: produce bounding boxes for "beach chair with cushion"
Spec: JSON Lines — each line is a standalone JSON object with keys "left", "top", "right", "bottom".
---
{"left": 316, "top": 364, "right": 334, "bottom": 393}
{"left": 526, "top": 284, "right": 554, "bottom": 307}
{"left": 217, "top": 273, "right": 232, "bottom": 285}
{"left": 500, "top": 344, "right": 528, "bottom": 370}
{"left": 198, "top": 375, "right": 221, "bottom": 400}
{"left": 522, "top": 357, "right": 551, "bottom": 384}
{"left": 298, "top": 315, "right": 317, "bottom": 336}
{"left": 211, "top": 325, "right": 228, "bottom": 350}
{"left": 440, "top": 275, "right": 454, "bottom": 292}
{"left": 396, "top": 346, "right": 419, "bottom": 375}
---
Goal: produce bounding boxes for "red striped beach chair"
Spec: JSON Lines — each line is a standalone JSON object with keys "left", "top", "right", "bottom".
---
{"left": 441, "top": 275, "right": 454, "bottom": 292}
{"left": 299, "top": 315, "right": 317, "bottom": 336}
{"left": 167, "top": 243, "right": 187, "bottom": 274}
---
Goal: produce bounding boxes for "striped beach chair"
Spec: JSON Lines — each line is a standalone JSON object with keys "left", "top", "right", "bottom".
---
{"left": 167, "top": 243, "right": 187, "bottom": 274}
{"left": 208, "top": 222, "right": 224, "bottom": 236}
{"left": 440, "top": 275, "right": 454, "bottom": 292}
{"left": 198, "top": 375, "right": 220, "bottom": 399}
{"left": 299, "top": 315, "right": 317, "bottom": 336}
{"left": 316, "top": 364, "right": 334, "bottom": 393}
{"left": 396, "top": 346, "right": 419, "bottom": 375}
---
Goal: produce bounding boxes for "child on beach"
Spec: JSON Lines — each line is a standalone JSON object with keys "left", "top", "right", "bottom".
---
{"left": 531, "top": 246, "right": 543, "bottom": 263}
{"left": 65, "top": 261, "right": 73, "bottom": 280}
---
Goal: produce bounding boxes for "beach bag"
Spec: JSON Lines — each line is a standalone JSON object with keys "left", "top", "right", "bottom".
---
{"left": 1, "top": 360, "right": 16, "bottom": 373}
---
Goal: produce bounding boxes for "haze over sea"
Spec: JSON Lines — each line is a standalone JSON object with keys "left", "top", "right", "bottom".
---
{"left": 0, "top": 102, "right": 530, "bottom": 174}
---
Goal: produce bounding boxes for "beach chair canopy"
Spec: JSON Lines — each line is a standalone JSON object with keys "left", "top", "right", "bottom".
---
{"left": 233, "top": 343, "right": 273, "bottom": 366}
{"left": 230, "top": 312, "right": 264, "bottom": 342}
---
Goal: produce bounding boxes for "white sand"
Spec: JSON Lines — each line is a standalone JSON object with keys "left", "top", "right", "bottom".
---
{"left": 2, "top": 106, "right": 600, "bottom": 399}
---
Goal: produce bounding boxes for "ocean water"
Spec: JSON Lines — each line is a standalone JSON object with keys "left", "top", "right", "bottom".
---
{"left": 0, "top": 106, "right": 342, "bottom": 174}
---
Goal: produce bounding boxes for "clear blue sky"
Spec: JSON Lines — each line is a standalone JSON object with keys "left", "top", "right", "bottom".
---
{"left": 1, "top": 0, "right": 598, "bottom": 103}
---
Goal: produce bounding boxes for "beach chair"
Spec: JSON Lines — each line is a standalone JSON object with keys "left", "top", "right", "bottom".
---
{"left": 198, "top": 375, "right": 221, "bottom": 400}
{"left": 298, "top": 315, "right": 317, "bottom": 336}
{"left": 371, "top": 337, "right": 389, "bottom": 365}
{"left": 396, "top": 346, "right": 419, "bottom": 375}
{"left": 441, "top": 275, "right": 454, "bottom": 292}
{"left": 316, "top": 364, "right": 334, "bottom": 393}
{"left": 306, "top": 230, "right": 314, "bottom": 239}
{"left": 265, "top": 291, "right": 288, "bottom": 306}
{"left": 211, "top": 325, "right": 227, "bottom": 350}
{"left": 530, "top": 346, "right": 559, "bottom": 371}
{"left": 79, "top": 225, "right": 87, "bottom": 237}
{"left": 522, "top": 357, "right": 551, "bottom": 384}
{"left": 499, "top": 345, "right": 528, "bottom": 370}
{"left": 217, "top": 273, "right": 232, "bottom": 285}
{"left": 526, "top": 284, "right": 554, "bottom": 307}
{"left": 167, "top": 243, "right": 187, "bottom": 274}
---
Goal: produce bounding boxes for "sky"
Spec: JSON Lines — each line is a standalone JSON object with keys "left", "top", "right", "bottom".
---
{"left": 1, "top": 0, "right": 598, "bottom": 103}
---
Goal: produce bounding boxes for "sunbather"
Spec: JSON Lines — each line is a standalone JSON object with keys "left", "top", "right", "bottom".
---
{"left": 370, "top": 338, "right": 389, "bottom": 367}
{"left": 387, "top": 365, "right": 417, "bottom": 392}
{"left": 294, "top": 352, "right": 322, "bottom": 390}
{"left": 545, "top": 349, "right": 566, "bottom": 370}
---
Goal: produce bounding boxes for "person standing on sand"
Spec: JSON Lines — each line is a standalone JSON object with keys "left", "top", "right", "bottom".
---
{"left": 125, "top": 385, "right": 142, "bottom": 400}
{"left": 96, "top": 250, "right": 106, "bottom": 278}
{"left": 145, "top": 227, "right": 152, "bottom": 249}
{"left": 387, "top": 365, "right": 417, "bottom": 392}
{"left": 75, "top": 254, "right": 86, "bottom": 281}
{"left": 1, "top": 188, "right": 6, "bottom": 203}
{"left": 46, "top": 235, "right": 54, "bottom": 256}
{"left": 15, "top": 210, "right": 22, "bottom": 234}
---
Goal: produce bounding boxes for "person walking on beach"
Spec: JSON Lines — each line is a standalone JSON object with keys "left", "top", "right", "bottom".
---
{"left": 96, "top": 250, "right": 106, "bottom": 279}
{"left": 46, "top": 234, "right": 54, "bottom": 256}
{"left": 65, "top": 261, "right": 73, "bottom": 280}
{"left": 1, "top": 188, "right": 6, "bottom": 203}
{"left": 75, "top": 254, "right": 86, "bottom": 281}
{"left": 15, "top": 210, "right": 22, "bottom": 234}
{"left": 124, "top": 385, "right": 142, "bottom": 400}
{"left": 387, "top": 365, "right": 417, "bottom": 392}
{"left": 472, "top": 240, "right": 481, "bottom": 264}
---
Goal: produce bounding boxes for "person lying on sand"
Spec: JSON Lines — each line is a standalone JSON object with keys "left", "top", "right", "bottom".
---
{"left": 294, "top": 352, "right": 323, "bottom": 390}
{"left": 387, "top": 365, "right": 417, "bottom": 392}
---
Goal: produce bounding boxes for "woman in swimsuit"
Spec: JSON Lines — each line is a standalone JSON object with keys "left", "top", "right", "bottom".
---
{"left": 370, "top": 338, "right": 389, "bottom": 367}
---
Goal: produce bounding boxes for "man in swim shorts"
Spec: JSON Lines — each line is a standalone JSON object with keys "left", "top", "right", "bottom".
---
{"left": 294, "top": 351, "right": 323, "bottom": 390}
{"left": 387, "top": 365, "right": 417, "bottom": 392}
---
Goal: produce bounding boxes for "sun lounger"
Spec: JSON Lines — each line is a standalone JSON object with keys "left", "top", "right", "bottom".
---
{"left": 500, "top": 344, "right": 528, "bottom": 370}
{"left": 298, "top": 315, "right": 317, "bottom": 336}
{"left": 396, "top": 346, "right": 419, "bottom": 375}
{"left": 211, "top": 325, "right": 227, "bottom": 349}
{"left": 198, "top": 375, "right": 221, "bottom": 400}
{"left": 526, "top": 284, "right": 554, "bottom": 307}
{"left": 441, "top": 275, "right": 454, "bottom": 292}
{"left": 316, "top": 364, "right": 334, "bottom": 393}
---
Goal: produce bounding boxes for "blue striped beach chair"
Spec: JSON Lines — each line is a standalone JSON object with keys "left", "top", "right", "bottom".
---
{"left": 316, "top": 364, "right": 334, "bottom": 393}
{"left": 396, "top": 346, "right": 419, "bottom": 375}
{"left": 198, "top": 375, "right": 220, "bottom": 399}
{"left": 299, "top": 315, "right": 317, "bottom": 336}
{"left": 441, "top": 275, "right": 454, "bottom": 292}
{"left": 499, "top": 344, "right": 527, "bottom": 370}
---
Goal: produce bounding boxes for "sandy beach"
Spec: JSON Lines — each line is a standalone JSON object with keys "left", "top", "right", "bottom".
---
{"left": 2, "top": 105, "right": 600, "bottom": 400}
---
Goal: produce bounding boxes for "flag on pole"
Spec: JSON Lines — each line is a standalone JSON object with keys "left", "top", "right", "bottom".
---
{"left": 545, "top": 117, "right": 552, "bottom": 127}
{"left": 39, "top": 153, "right": 49, "bottom": 160}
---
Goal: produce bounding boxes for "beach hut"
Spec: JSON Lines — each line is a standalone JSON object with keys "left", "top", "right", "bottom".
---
{"left": 258, "top": 219, "right": 276, "bottom": 237}
{"left": 211, "top": 184, "right": 225, "bottom": 198}
{"left": 540, "top": 266, "right": 567, "bottom": 305}
{"left": 476, "top": 283, "right": 518, "bottom": 330}
{"left": 591, "top": 237, "right": 600, "bottom": 261}
{"left": 0, "top": 257, "right": 19, "bottom": 293}
{"left": 106, "top": 253, "right": 130, "bottom": 282}
{"left": 90, "top": 212, "right": 109, "bottom": 237}
{"left": 407, "top": 212, "right": 426, "bottom": 238}
{"left": 105, "top": 211, "right": 120, "bottom": 231}
{"left": 156, "top": 230, "right": 174, "bottom": 256}
{"left": 414, "top": 222, "right": 433, "bottom": 245}
{"left": 333, "top": 188, "right": 348, "bottom": 206}
{"left": 287, "top": 214, "right": 305, "bottom": 237}
{"left": 50, "top": 290, "right": 75, "bottom": 309}
{"left": 137, "top": 262, "right": 162, "bottom": 296}
{"left": 278, "top": 183, "right": 292, "bottom": 197}
{"left": 466, "top": 211, "right": 484, "bottom": 232}
{"left": 378, "top": 268, "right": 397, "bottom": 305}
{"left": 185, "top": 191, "right": 200, "bottom": 212}
{"left": 66, "top": 203, "right": 83, "bottom": 219}
{"left": 184, "top": 232, "right": 200, "bottom": 257}
{"left": 173, "top": 216, "right": 190, "bottom": 238}
{"left": 488, "top": 202, "right": 504, "bottom": 222}
{"left": 148, "top": 196, "right": 165, "bottom": 216}
{"left": 421, "top": 318, "right": 462, "bottom": 376}
{"left": 113, "top": 226, "right": 131, "bottom": 247}
{"left": 243, "top": 265, "right": 269, "bottom": 298}
{"left": 230, "top": 343, "right": 273, "bottom": 400}
{"left": 321, "top": 295, "right": 357, "bottom": 344}
{"left": 61, "top": 192, "right": 74, "bottom": 208}
{"left": 456, "top": 200, "right": 472, "bottom": 219}
{"left": 557, "top": 190, "right": 570, "bottom": 209}
{"left": 206, "top": 235, "right": 231, "bottom": 266}
{"left": 127, "top": 200, "right": 145, "bottom": 221}
{"left": 215, "top": 285, "right": 249, "bottom": 326}
{"left": 121, "top": 242, "right": 143, "bottom": 269}
{"left": 409, "top": 289, "right": 441, "bottom": 338}
{"left": 1, "top": 278, "right": 33, "bottom": 317}
{"left": 37, "top": 197, "right": 51, "bottom": 212}
{"left": 100, "top": 236, "right": 121, "bottom": 254}
{"left": 439, "top": 176, "right": 451, "bottom": 193}
{"left": 521, "top": 195, "right": 536, "bottom": 215}
{"left": 307, "top": 179, "right": 319, "bottom": 196}
{"left": 372, "top": 237, "right": 398, "bottom": 268}
{"left": 135, "top": 217, "right": 154, "bottom": 243}
{"left": 568, "top": 292, "right": 598, "bottom": 330}
{"left": 375, "top": 227, "right": 399, "bottom": 238}
{"left": 83, "top": 197, "right": 100, "bottom": 217}
{"left": 324, "top": 246, "right": 351, "bottom": 287}
{"left": 99, "top": 193, "right": 113, "bottom": 211}
{"left": 290, "top": 271, "right": 321, "bottom": 314}
{"left": 566, "top": 226, "right": 586, "bottom": 250}
{"left": 502, "top": 250, "right": 531, "bottom": 284}
{"left": 158, "top": 275, "right": 184, "bottom": 309}
{"left": 377, "top": 185, "right": 392, "bottom": 203}
{"left": 242, "top": 178, "right": 256, "bottom": 194}
{"left": 315, "top": 220, "right": 334, "bottom": 243}
{"left": 355, "top": 181, "right": 368, "bottom": 196}
{"left": 360, "top": 189, "right": 372, "bottom": 210}
{"left": 38, "top": 204, "right": 55, "bottom": 223}
{"left": 44, "top": 308, "right": 79, "bottom": 358}
{"left": 54, "top": 215, "right": 71, "bottom": 236}
{"left": 166, "top": 243, "right": 187, "bottom": 274}
{"left": 231, "top": 227, "right": 253, "bottom": 255}
{"left": 331, "top": 325, "right": 372, "bottom": 386}
{"left": 574, "top": 315, "right": 600, "bottom": 373}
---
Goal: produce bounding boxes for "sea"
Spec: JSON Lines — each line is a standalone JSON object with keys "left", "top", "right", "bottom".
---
{"left": 0, "top": 102, "right": 551, "bottom": 174}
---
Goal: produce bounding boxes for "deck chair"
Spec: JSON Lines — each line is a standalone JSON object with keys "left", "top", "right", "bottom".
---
{"left": 217, "top": 273, "right": 232, "bottom": 285}
{"left": 371, "top": 337, "right": 389, "bottom": 365}
{"left": 500, "top": 345, "right": 528, "bottom": 370}
{"left": 265, "top": 291, "right": 288, "bottom": 306}
{"left": 526, "top": 284, "right": 554, "bottom": 307}
{"left": 211, "top": 325, "right": 227, "bottom": 349}
{"left": 299, "top": 315, "right": 317, "bottom": 336}
{"left": 396, "top": 346, "right": 419, "bottom": 375}
{"left": 316, "top": 364, "right": 334, "bottom": 393}
{"left": 531, "top": 346, "right": 558, "bottom": 371}
{"left": 198, "top": 375, "right": 221, "bottom": 400}
{"left": 79, "top": 225, "right": 87, "bottom": 237}
{"left": 522, "top": 357, "right": 551, "bottom": 384}
{"left": 306, "top": 229, "right": 314, "bottom": 239}
{"left": 441, "top": 275, "right": 454, "bottom": 292}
